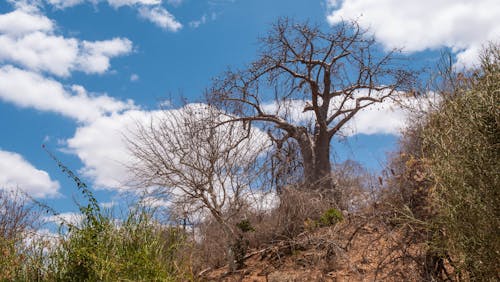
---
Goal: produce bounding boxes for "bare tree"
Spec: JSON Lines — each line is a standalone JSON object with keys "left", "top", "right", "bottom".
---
{"left": 209, "top": 19, "right": 414, "bottom": 205}
{"left": 127, "top": 104, "right": 270, "bottom": 272}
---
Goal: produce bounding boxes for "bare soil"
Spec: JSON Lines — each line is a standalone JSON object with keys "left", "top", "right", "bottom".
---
{"left": 201, "top": 215, "right": 427, "bottom": 281}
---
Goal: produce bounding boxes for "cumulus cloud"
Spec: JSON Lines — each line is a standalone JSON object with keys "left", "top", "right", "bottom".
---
{"left": 46, "top": 0, "right": 161, "bottom": 9}
{"left": 0, "top": 150, "right": 60, "bottom": 198}
{"left": 66, "top": 109, "right": 159, "bottom": 189}
{"left": 0, "top": 9, "right": 133, "bottom": 77}
{"left": 341, "top": 98, "right": 407, "bottom": 136}
{"left": 0, "top": 9, "right": 53, "bottom": 35}
{"left": 0, "top": 31, "right": 79, "bottom": 77}
{"left": 46, "top": 0, "right": 88, "bottom": 9}
{"left": 326, "top": 0, "right": 500, "bottom": 68}
{"left": 0, "top": 66, "right": 135, "bottom": 122}
{"left": 262, "top": 92, "right": 423, "bottom": 137}
{"left": 44, "top": 212, "right": 84, "bottom": 226}
{"left": 262, "top": 99, "right": 315, "bottom": 126}
{"left": 77, "top": 38, "right": 133, "bottom": 74}
{"left": 0, "top": 6, "right": 136, "bottom": 121}
{"left": 65, "top": 104, "right": 270, "bottom": 191}
{"left": 138, "top": 6, "right": 182, "bottom": 31}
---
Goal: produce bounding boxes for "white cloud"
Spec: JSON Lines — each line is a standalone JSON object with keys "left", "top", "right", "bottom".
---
{"left": 0, "top": 66, "right": 135, "bottom": 122}
{"left": 261, "top": 92, "right": 423, "bottom": 137}
{"left": 0, "top": 9, "right": 133, "bottom": 77}
{"left": 130, "top": 73, "right": 139, "bottom": 81}
{"left": 342, "top": 98, "right": 407, "bottom": 136}
{"left": 46, "top": 0, "right": 88, "bottom": 9}
{"left": 262, "top": 99, "right": 315, "bottom": 126}
{"left": 138, "top": 6, "right": 182, "bottom": 31}
{"left": 44, "top": 212, "right": 84, "bottom": 226}
{"left": 0, "top": 9, "right": 53, "bottom": 35}
{"left": 66, "top": 109, "right": 159, "bottom": 190}
{"left": 189, "top": 14, "right": 207, "bottom": 28}
{"left": 46, "top": 0, "right": 161, "bottom": 9}
{"left": 100, "top": 201, "right": 117, "bottom": 208}
{"left": 77, "top": 38, "right": 133, "bottom": 74}
{"left": 107, "top": 0, "right": 161, "bottom": 8}
{"left": 65, "top": 104, "right": 270, "bottom": 191}
{"left": 0, "top": 31, "right": 79, "bottom": 77}
{"left": 247, "top": 190, "right": 279, "bottom": 213}
{"left": 326, "top": 0, "right": 500, "bottom": 68}
{"left": 0, "top": 150, "right": 60, "bottom": 198}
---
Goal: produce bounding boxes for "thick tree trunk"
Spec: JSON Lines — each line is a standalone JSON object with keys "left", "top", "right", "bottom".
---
{"left": 226, "top": 242, "right": 237, "bottom": 273}
{"left": 297, "top": 136, "right": 315, "bottom": 185}
{"left": 296, "top": 131, "right": 344, "bottom": 208}
{"left": 297, "top": 133, "right": 332, "bottom": 187}
{"left": 212, "top": 215, "right": 238, "bottom": 272}
{"left": 313, "top": 132, "right": 332, "bottom": 183}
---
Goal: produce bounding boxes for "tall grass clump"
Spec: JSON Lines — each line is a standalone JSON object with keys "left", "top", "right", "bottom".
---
{"left": 39, "top": 148, "right": 193, "bottom": 281}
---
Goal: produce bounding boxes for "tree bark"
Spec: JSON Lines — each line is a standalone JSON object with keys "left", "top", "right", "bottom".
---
{"left": 294, "top": 129, "right": 347, "bottom": 208}
{"left": 217, "top": 219, "right": 238, "bottom": 272}
{"left": 313, "top": 131, "right": 332, "bottom": 183}
{"left": 296, "top": 131, "right": 334, "bottom": 191}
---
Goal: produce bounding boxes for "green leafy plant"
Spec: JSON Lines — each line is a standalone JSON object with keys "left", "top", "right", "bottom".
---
{"left": 318, "top": 208, "right": 343, "bottom": 227}
{"left": 236, "top": 219, "right": 255, "bottom": 233}
{"left": 38, "top": 147, "right": 194, "bottom": 281}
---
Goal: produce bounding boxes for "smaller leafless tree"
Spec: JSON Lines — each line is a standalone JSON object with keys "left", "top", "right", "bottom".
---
{"left": 127, "top": 104, "right": 271, "bottom": 272}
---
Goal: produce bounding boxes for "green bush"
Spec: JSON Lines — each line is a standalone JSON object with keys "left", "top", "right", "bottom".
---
{"left": 318, "top": 208, "right": 343, "bottom": 227}
{"left": 47, "top": 208, "right": 189, "bottom": 282}
{"left": 35, "top": 150, "right": 193, "bottom": 281}
{"left": 236, "top": 219, "right": 255, "bottom": 233}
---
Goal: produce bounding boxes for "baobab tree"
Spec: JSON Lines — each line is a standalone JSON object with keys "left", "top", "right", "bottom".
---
{"left": 209, "top": 19, "right": 413, "bottom": 205}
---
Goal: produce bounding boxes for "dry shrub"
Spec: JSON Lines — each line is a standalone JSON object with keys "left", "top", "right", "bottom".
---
{"left": 332, "top": 160, "right": 377, "bottom": 213}
{"left": 193, "top": 185, "right": 339, "bottom": 270}
{"left": 194, "top": 219, "right": 229, "bottom": 270}
{"left": 0, "top": 190, "right": 40, "bottom": 281}
{"left": 375, "top": 45, "right": 500, "bottom": 281}
{"left": 270, "top": 187, "right": 332, "bottom": 239}
{"left": 193, "top": 166, "right": 377, "bottom": 272}
{"left": 421, "top": 45, "right": 500, "bottom": 280}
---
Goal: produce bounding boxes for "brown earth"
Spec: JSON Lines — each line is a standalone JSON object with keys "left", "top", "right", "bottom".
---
{"left": 201, "top": 215, "right": 428, "bottom": 282}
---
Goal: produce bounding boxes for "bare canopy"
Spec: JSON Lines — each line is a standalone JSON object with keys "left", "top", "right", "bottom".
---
{"left": 127, "top": 104, "right": 271, "bottom": 271}
{"left": 208, "top": 19, "right": 414, "bottom": 204}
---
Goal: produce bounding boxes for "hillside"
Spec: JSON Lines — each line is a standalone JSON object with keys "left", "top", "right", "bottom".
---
{"left": 203, "top": 215, "right": 431, "bottom": 281}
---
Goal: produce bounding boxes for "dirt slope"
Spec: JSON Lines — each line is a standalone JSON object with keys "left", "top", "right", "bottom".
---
{"left": 202, "top": 216, "right": 426, "bottom": 281}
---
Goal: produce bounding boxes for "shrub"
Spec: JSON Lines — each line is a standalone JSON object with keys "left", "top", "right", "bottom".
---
{"left": 38, "top": 149, "right": 193, "bottom": 281}
{"left": 423, "top": 46, "right": 500, "bottom": 281}
{"left": 318, "top": 208, "right": 343, "bottom": 227}
{"left": 420, "top": 44, "right": 500, "bottom": 280}
{"left": 0, "top": 190, "right": 40, "bottom": 281}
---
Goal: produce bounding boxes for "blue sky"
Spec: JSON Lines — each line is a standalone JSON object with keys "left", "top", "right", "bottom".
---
{"left": 0, "top": 0, "right": 498, "bottom": 219}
